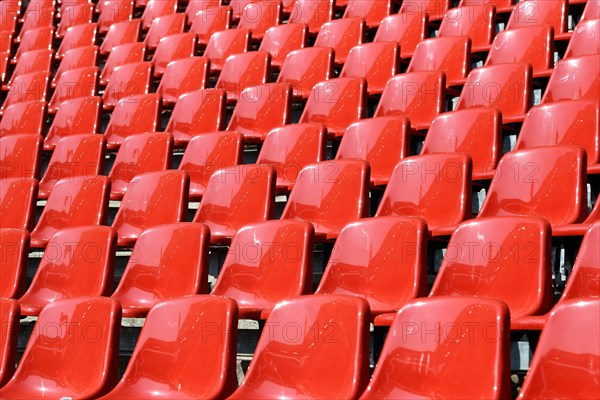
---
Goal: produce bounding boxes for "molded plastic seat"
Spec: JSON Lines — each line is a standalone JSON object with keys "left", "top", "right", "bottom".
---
{"left": 399, "top": 0, "right": 450, "bottom": 20}
{"left": 52, "top": 46, "right": 98, "bottom": 89}
{"left": 48, "top": 66, "right": 98, "bottom": 114}
{"left": 108, "top": 133, "right": 173, "bottom": 200}
{"left": 0, "top": 134, "right": 42, "bottom": 180}
{"left": 204, "top": 28, "right": 249, "bottom": 72}
{"left": 190, "top": 6, "right": 231, "bottom": 46}
{"left": 111, "top": 223, "right": 210, "bottom": 317}
{"left": 98, "top": 0, "right": 133, "bottom": 34}
{"left": 56, "top": 23, "right": 97, "bottom": 59}
{"left": 43, "top": 97, "right": 100, "bottom": 150}
{"left": 100, "top": 42, "right": 145, "bottom": 86}
{"left": 212, "top": 220, "right": 314, "bottom": 319}
{"left": 103, "top": 62, "right": 152, "bottom": 110}
{"left": 216, "top": 51, "right": 270, "bottom": 102}
{"left": 100, "top": 296, "right": 238, "bottom": 399}
{"left": 340, "top": 42, "right": 400, "bottom": 96}
{"left": 144, "top": 13, "right": 185, "bottom": 51}
{"left": 157, "top": 56, "right": 209, "bottom": 105}
{"left": 439, "top": 5, "right": 496, "bottom": 52}
{"left": 300, "top": 77, "right": 367, "bottom": 137}
{"left": 0, "top": 229, "right": 29, "bottom": 299}
{"left": 1, "top": 71, "right": 48, "bottom": 116}
{"left": 375, "top": 153, "right": 472, "bottom": 236}
{"left": 374, "top": 72, "right": 445, "bottom": 131}
{"left": 314, "top": 17, "right": 364, "bottom": 65}
{"left": 541, "top": 55, "right": 600, "bottom": 103}
{"left": 0, "top": 297, "right": 121, "bottom": 399}
{"left": 13, "top": 26, "right": 53, "bottom": 62}
{"left": 407, "top": 36, "right": 471, "bottom": 87}
{"left": 193, "top": 165, "right": 275, "bottom": 244}
{"left": 316, "top": 217, "right": 428, "bottom": 317}
{"left": 365, "top": 297, "right": 511, "bottom": 399}
{"left": 165, "top": 89, "right": 226, "bottom": 146}
{"left": 281, "top": 160, "right": 370, "bottom": 241}
{"left": 16, "top": 3, "right": 54, "bottom": 41}
{"left": 18, "top": 226, "right": 117, "bottom": 315}
{"left": 582, "top": 0, "right": 600, "bottom": 20}
{"left": 179, "top": 132, "right": 243, "bottom": 200}
{"left": 112, "top": 170, "right": 189, "bottom": 247}
{"left": 565, "top": 18, "right": 600, "bottom": 58}
{"left": 100, "top": 19, "right": 141, "bottom": 55}
{"left": 229, "top": 295, "right": 370, "bottom": 399}
{"left": 336, "top": 116, "right": 410, "bottom": 187}
{"left": 343, "top": 0, "right": 391, "bottom": 28}
{"left": 57, "top": 2, "right": 93, "bottom": 38}
{"left": 141, "top": 0, "right": 177, "bottom": 30}
{"left": 258, "top": 23, "right": 307, "bottom": 68}
{"left": 7, "top": 49, "right": 53, "bottom": 89}
{"left": 288, "top": 0, "right": 334, "bottom": 34}
{"left": 0, "top": 298, "right": 19, "bottom": 387}
{"left": 0, "top": 101, "right": 46, "bottom": 137}
{"left": 507, "top": 0, "right": 569, "bottom": 38}
{"left": 238, "top": 1, "right": 282, "bottom": 40}
{"left": 151, "top": 32, "right": 196, "bottom": 78}
{"left": 553, "top": 193, "right": 600, "bottom": 236}
{"left": 185, "top": 0, "right": 222, "bottom": 24}
{"left": 227, "top": 83, "right": 292, "bottom": 142}
{"left": 0, "top": 178, "right": 38, "bottom": 230}
{"left": 276, "top": 47, "right": 334, "bottom": 99}
{"left": 421, "top": 108, "right": 502, "bottom": 180}
{"left": 104, "top": 94, "right": 161, "bottom": 150}
{"left": 229, "top": 0, "right": 260, "bottom": 20}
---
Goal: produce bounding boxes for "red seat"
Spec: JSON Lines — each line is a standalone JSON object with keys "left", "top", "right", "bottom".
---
{"left": 112, "top": 170, "right": 189, "bottom": 247}
{"left": 421, "top": 108, "right": 502, "bottom": 180}
{"left": 0, "top": 298, "right": 19, "bottom": 387}
{"left": 507, "top": 0, "right": 569, "bottom": 38}
{"left": 48, "top": 66, "right": 98, "bottom": 114}
{"left": 517, "top": 299, "right": 600, "bottom": 399}
{"left": 565, "top": 18, "right": 600, "bottom": 58}
{"left": 227, "top": 83, "right": 292, "bottom": 142}
{"left": 542, "top": 55, "right": 600, "bottom": 103}
{"left": 186, "top": 0, "right": 222, "bottom": 25}
{"left": 407, "top": 36, "right": 471, "bottom": 87}
{"left": 190, "top": 5, "right": 231, "bottom": 46}
{"left": 141, "top": 0, "right": 177, "bottom": 30}
{"left": 0, "top": 101, "right": 46, "bottom": 137}
{"left": 582, "top": 0, "right": 600, "bottom": 20}
{"left": 44, "top": 96, "right": 101, "bottom": 150}
{"left": 300, "top": 77, "right": 367, "bottom": 138}
{"left": 0, "top": 229, "right": 28, "bottom": 299}
{"left": 459, "top": 0, "right": 513, "bottom": 11}
{"left": 281, "top": 160, "right": 370, "bottom": 241}
{"left": 17, "top": 3, "right": 54, "bottom": 41}
{"left": 57, "top": 2, "right": 93, "bottom": 38}
{"left": 376, "top": 153, "right": 472, "bottom": 236}
{"left": 316, "top": 217, "right": 428, "bottom": 317}
{"left": 99, "top": 19, "right": 140, "bottom": 55}
{"left": 212, "top": 220, "right": 314, "bottom": 319}
{"left": 554, "top": 194, "right": 600, "bottom": 236}
{"left": 374, "top": 72, "right": 445, "bottom": 131}
{"left": 238, "top": 1, "right": 282, "bottom": 40}
{"left": 216, "top": 51, "right": 270, "bottom": 102}
{"left": 456, "top": 63, "right": 532, "bottom": 124}
{"left": 52, "top": 46, "right": 98, "bottom": 89}
{"left": 439, "top": 5, "right": 496, "bottom": 52}
{"left": 104, "top": 94, "right": 161, "bottom": 150}
{"left": 18, "top": 226, "right": 117, "bottom": 316}
{"left": 151, "top": 32, "right": 196, "bottom": 78}
{"left": 179, "top": 132, "right": 243, "bottom": 200}
{"left": 165, "top": 89, "right": 226, "bottom": 146}
{"left": 258, "top": 22, "right": 307, "bottom": 68}
{"left": 111, "top": 223, "right": 210, "bottom": 317}
{"left": 13, "top": 26, "right": 53, "bottom": 63}
{"left": 478, "top": 146, "right": 588, "bottom": 228}
{"left": 203, "top": 28, "right": 249, "bottom": 72}
{"left": 314, "top": 17, "right": 364, "bottom": 65}
{"left": 100, "top": 42, "right": 145, "bottom": 86}
{"left": 340, "top": 42, "right": 400, "bottom": 96}
{"left": 56, "top": 23, "right": 97, "bottom": 59}
{"left": 399, "top": 0, "right": 450, "bottom": 20}
{"left": 288, "top": 0, "right": 334, "bottom": 34}
{"left": 336, "top": 116, "right": 410, "bottom": 187}
{"left": 0, "top": 134, "right": 42, "bottom": 180}
{"left": 343, "top": 0, "right": 391, "bottom": 28}
{"left": 144, "top": 13, "right": 185, "bottom": 50}
{"left": 99, "top": 296, "right": 238, "bottom": 399}
{"left": 229, "top": 0, "right": 259, "bottom": 20}
{"left": 0, "top": 297, "right": 121, "bottom": 399}
{"left": 157, "top": 56, "right": 209, "bottom": 105}
{"left": 366, "top": 297, "right": 511, "bottom": 399}
{"left": 0, "top": 178, "right": 38, "bottom": 230}
{"left": 193, "top": 165, "right": 275, "bottom": 244}
{"left": 276, "top": 47, "right": 333, "bottom": 99}
{"left": 6, "top": 49, "right": 53, "bottom": 89}
{"left": 1, "top": 71, "right": 48, "bottom": 116}
{"left": 98, "top": 0, "right": 133, "bottom": 34}
{"left": 102, "top": 61, "right": 152, "bottom": 110}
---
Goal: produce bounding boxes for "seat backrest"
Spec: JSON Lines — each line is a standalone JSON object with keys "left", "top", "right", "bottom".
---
{"left": 104, "top": 93, "right": 161, "bottom": 149}
{"left": 9, "top": 49, "right": 53, "bottom": 85}
{"left": 98, "top": 0, "right": 133, "bottom": 33}
{"left": 141, "top": 0, "right": 177, "bottom": 29}
{"left": 439, "top": 5, "right": 495, "bottom": 51}
{"left": 288, "top": 0, "right": 334, "bottom": 34}
{"left": 399, "top": 0, "right": 450, "bottom": 20}
{"left": 190, "top": 6, "right": 232, "bottom": 45}
{"left": 0, "top": 229, "right": 29, "bottom": 299}
{"left": 0, "top": 101, "right": 46, "bottom": 137}
{"left": 374, "top": 12, "right": 428, "bottom": 58}
{"left": 103, "top": 62, "right": 152, "bottom": 110}
{"left": 157, "top": 56, "right": 209, "bottom": 105}
{"left": 100, "top": 42, "right": 145, "bottom": 86}
{"left": 45, "top": 96, "right": 101, "bottom": 150}
{"left": 582, "top": 0, "right": 600, "bottom": 21}
{"left": 0, "top": 134, "right": 43, "bottom": 180}
{"left": 565, "top": 18, "right": 600, "bottom": 58}
{"left": 507, "top": 0, "right": 567, "bottom": 34}
{"left": 343, "top": 0, "right": 391, "bottom": 28}
{"left": 542, "top": 55, "right": 600, "bottom": 103}
{"left": 0, "top": 298, "right": 19, "bottom": 387}
{"left": 258, "top": 22, "right": 307, "bottom": 68}
{"left": 53, "top": 46, "right": 98, "bottom": 88}
{"left": 100, "top": 19, "right": 140, "bottom": 55}
{"left": 237, "top": 1, "right": 282, "bottom": 40}
{"left": 151, "top": 32, "right": 196, "bottom": 78}
{"left": 314, "top": 17, "right": 364, "bottom": 65}
{"left": 407, "top": 36, "right": 471, "bottom": 87}
{"left": 49, "top": 66, "right": 98, "bottom": 113}
{"left": 144, "top": 13, "right": 185, "bottom": 50}
{"left": 216, "top": 51, "right": 270, "bottom": 101}
{"left": 204, "top": 28, "right": 250, "bottom": 71}
{"left": 0, "top": 178, "right": 38, "bottom": 230}
{"left": 277, "top": 47, "right": 334, "bottom": 99}
{"left": 57, "top": 23, "right": 97, "bottom": 59}
{"left": 340, "top": 42, "right": 400, "bottom": 95}
{"left": 560, "top": 223, "right": 600, "bottom": 302}
{"left": 2, "top": 71, "right": 48, "bottom": 113}
{"left": 14, "top": 26, "right": 53, "bottom": 62}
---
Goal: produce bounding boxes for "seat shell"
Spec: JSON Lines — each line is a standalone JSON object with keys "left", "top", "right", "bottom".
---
{"left": 542, "top": 55, "right": 600, "bottom": 103}
{"left": 407, "top": 36, "right": 471, "bottom": 87}
{"left": 152, "top": 32, "right": 196, "bottom": 78}
{"left": 103, "top": 62, "right": 152, "bottom": 110}
{"left": 340, "top": 42, "right": 400, "bottom": 95}
{"left": 204, "top": 28, "right": 250, "bottom": 72}
{"left": 258, "top": 22, "right": 307, "bottom": 68}
{"left": 277, "top": 47, "right": 334, "bottom": 99}
{"left": 288, "top": 0, "right": 334, "bottom": 34}
{"left": 100, "top": 19, "right": 141, "bottom": 55}
{"left": 439, "top": 5, "right": 496, "bottom": 52}
{"left": 0, "top": 229, "right": 29, "bottom": 299}
{"left": 157, "top": 57, "right": 209, "bottom": 105}
{"left": 0, "top": 298, "right": 19, "bottom": 387}
{"left": 0, "top": 134, "right": 43, "bottom": 180}
{"left": 565, "top": 18, "right": 600, "bottom": 58}
{"left": 0, "top": 101, "right": 46, "bottom": 137}
{"left": 100, "top": 42, "right": 145, "bottom": 86}
{"left": 104, "top": 93, "right": 162, "bottom": 150}
{"left": 314, "top": 17, "right": 364, "bottom": 65}
{"left": 216, "top": 51, "right": 270, "bottom": 102}
{"left": 0, "top": 178, "right": 38, "bottom": 231}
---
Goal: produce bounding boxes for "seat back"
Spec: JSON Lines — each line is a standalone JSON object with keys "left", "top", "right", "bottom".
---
{"left": 49, "top": 66, "right": 98, "bottom": 113}
{"left": 157, "top": 56, "right": 209, "bottom": 105}
{"left": 340, "top": 42, "right": 400, "bottom": 95}
{"left": 105, "top": 93, "right": 162, "bottom": 149}
{"left": 288, "top": 0, "right": 334, "bottom": 34}
{"left": 144, "top": 13, "right": 185, "bottom": 50}
{"left": 100, "top": 42, "right": 145, "bottom": 86}
{"left": 565, "top": 18, "right": 600, "bottom": 58}
{"left": 507, "top": 0, "right": 567, "bottom": 34}
{"left": 277, "top": 47, "right": 334, "bottom": 99}
{"left": 259, "top": 22, "right": 307, "bottom": 67}
{"left": 0, "top": 101, "right": 46, "bottom": 137}
{"left": 439, "top": 5, "right": 496, "bottom": 51}
{"left": 204, "top": 28, "right": 250, "bottom": 71}
{"left": 374, "top": 12, "right": 428, "bottom": 58}
{"left": 561, "top": 223, "right": 600, "bottom": 302}
{"left": 190, "top": 6, "right": 232, "bottom": 45}
{"left": 103, "top": 62, "right": 152, "bottom": 110}
{"left": 542, "top": 55, "right": 600, "bottom": 103}
{"left": 0, "top": 229, "right": 29, "bottom": 299}
{"left": 399, "top": 0, "right": 450, "bottom": 20}
{"left": 0, "top": 178, "right": 38, "bottom": 230}
{"left": 216, "top": 51, "right": 270, "bottom": 101}
{"left": 100, "top": 19, "right": 140, "bottom": 55}
{"left": 407, "top": 36, "right": 471, "bottom": 87}
{"left": 151, "top": 32, "right": 196, "bottom": 77}
{"left": 0, "top": 298, "right": 19, "bottom": 387}
{"left": 45, "top": 96, "right": 101, "bottom": 150}
{"left": 343, "top": 0, "right": 391, "bottom": 28}
{"left": 314, "top": 17, "right": 364, "bottom": 64}
{"left": 0, "top": 134, "right": 43, "bottom": 179}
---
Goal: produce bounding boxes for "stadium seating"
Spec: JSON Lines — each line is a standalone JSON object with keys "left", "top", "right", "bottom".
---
{"left": 374, "top": 12, "right": 427, "bottom": 59}
{"left": 506, "top": 0, "right": 569, "bottom": 39}
{"left": 0, "top": 229, "right": 29, "bottom": 299}
{"left": 157, "top": 57, "right": 209, "bottom": 105}
{"left": 100, "top": 19, "right": 140, "bottom": 55}
{"left": 340, "top": 42, "right": 400, "bottom": 95}
{"left": 258, "top": 22, "right": 307, "bottom": 68}
{"left": 144, "top": 13, "right": 185, "bottom": 51}
{"left": 151, "top": 32, "right": 196, "bottom": 78}
{"left": 0, "top": 178, "right": 38, "bottom": 231}
{"left": 104, "top": 93, "right": 162, "bottom": 150}
{"left": 288, "top": 0, "right": 334, "bottom": 34}
{"left": 100, "top": 42, "right": 145, "bottom": 86}
{"left": 190, "top": 6, "right": 232, "bottom": 46}
{"left": 48, "top": 66, "right": 98, "bottom": 114}
{"left": 0, "top": 134, "right": 42, "bottom": 180}
{"left": 56, "top": 23, "right": 97, "bottom": 59}
{"left": 141, "top": 0, "right": 177, "bottom": 30}
{"left": 565, "top": 18, "right": 600, "bottom": 58}
{"left": 7, "top": 48, "right": 52, "bottom": 89}
{"left": 44, "top": 97, "right": 101, "bottom": 149}
{"left": 216, "top": 51, "right": 271, "bottom": 102}
{"left": 0, "top": 298, "right": 19, "bottom": 387}
{"left": 0, "top": 71, "right": 48, "bottom": 116}
{"left": 314, "top": 17, "right": 364, "bottom": 65}
{"left": 13, "top": 26, "right": 53, "bottom": 62}
{"left": 541, "top": 55, "right": 600, "bottom": 103}
{"left": 52, "top": 46, "right": 98, "bottom": 89}
{"left": 103, "top": 62, "right": 153, "bottom": 110}
{"left": 238, "top": 1, "right": 282, "bottom": 40}
{"left": 204, "top": 28, "right": 250, "bottom": 72}
{"left": 0, "top": 101, "right": 46, "bottom": 137}
{"left": 276, "top": 47, "right": 334, "bottom": 99}
{"left": 343, "top": 0, "right": 391, "bottom": 28}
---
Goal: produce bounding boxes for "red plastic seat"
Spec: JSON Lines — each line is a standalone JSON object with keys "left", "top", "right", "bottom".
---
{"left": 421, "top": 108, "right": 502, "bottom": 180}
{"left": 407, "top": 36, "right": 471, "bottom": 87}
{"left": 104, "top": 94, "right": 161, "bottom": 150}
{"left": 0, "top": 178, "right": 38, "bottom": 230}
{"left": 17, "top": 3, "right": 54, "bottom": 41}
{"left": 0, "top": 52, "right": 9, "bottom": 89}
{"left": 314, "top": 17, "right": 364, "bottom": 65}
{"left": 276, "top": 47, "right": 333, "bottom": 99}
{"left": 57, "top": 2, "right": 93, "bottom": 38}
{"left": 439, "top": 5, "right": 496, "bottom": 52}
{"left": 100, "top": 296, "right": 238, "bottom": 399}
{"left": 229, "top": 295, "right": 370, "bottom": 399}
{"left": 165, "top": 89, "right": 226, "bottom": 146}
{"left": 44, "top": 96, "right": 101, "bottom": 150}
{"left": 52, "top": 46, "right": 98, "bottom": 89}
{"left": 141, "top": 0, "right": 177, "bottom": 30}
{"left": 399, "top": 0, "right": 450, "bottom": 20}
{"left": 110, "top": 223, "right": 210, "bottom": 317}
{"left": 365, "top": 297, "right": 510, "bottom": 399}
{"left": 376, "top": 153, "right": 472, "bottom": 236}
{"left": 0, "top": 134, "right": 42, "bottom": 180}
{"left": 193, "top": 165, "right": 275, "bottom": 244}
{"left": 258, "top": 22, "right": 307, "bottom": 68}
{"left": 56, "top": 22, "right": 97, "bottom": 59}
{"left": 144, "top": 13, "right": 185, "bottom": 50}
{"left": 190, "top": 5, "right": 231, "bottom": 45}
{"left": 480, "top": 146, "right": 587, "bottom": 228}
{"left": 238, "top": 1, "right": 282, "bottom": 40}
{"left": 179, "top": 132, "right": 243, "bottom": 200}
{"left": 48, "top": 66, "right": 98, "bottom": 114}
{"left": 13, "top": 26, "right": 53, "bottom": 62}
{"left": 582, "top": 0, "right": 600, "bottom": 20}
{"left": 300, "top": 77, "right": 367, "bottom": 138}
{"left": 456, "top": 62, "right": 532, "bottom": 124}
{"left": 102, "top": 61, "right": 152, "bottom": 110}
{"left": 0, "top": 229, "right": 28, "bottom": 299}
{"left": 343, "top": 0, "right": 391, "bottom": 28}
{"left": 374, "top": 72, "right": 445, "bottom": 131}
{"left": 281, "top": 160, "right": 370, "bottom": 241}
{"left": 0, "top": 297, "right": 121, "bottom": 399}
{"left": 6, "top": 48, "right": 53, "bottom": 89}
{"left": 157, "top": 56, "right": 209, "bottom": 105}
{"left": 0, "top": 298, "right": 19, "bottom": 387}
{"left": 565, "top": 18, "right": 600, "bottom": 58}
{"left": 100, "top": 42, "right": 145, "bottom": 86}
{"left": 507, "top": 0, "right": 569, "bottom": 38}
{"left": 204, "top": 28, "right": 250, "bottom": 72}
{"left": 186, "top": 0, "right": 222, "bottom": 25}
{"left": 216, "top": 51, "right": 270, "bottom": 102}
{"left": 227, "top": 83, "right": 292, "bottom": 142}
{"left": 0, "top": 101, "right": 46, "bottom": 137}
{"left": 542, "top": 55, "right": 600, "bottom": 103}
{"left": 112, "top": 170, "right": 189, "bottom": 247}
{"left": 98, "top": 0, "right": 133, "bottom": 34}
{"left": 1, "top": 71, "right": 48, "bottom": 115}
{"left": 340, "top": 42, "right": 400, "bottom": 96}
{"left": 152, "top": 32, "right": 196, "bottom": 78}
{"left": 229, "top": 0, "right": 259, "bottom": 20}
{"left": 100, "top": 19, "right": 140, "bottom": 55}
{"left": 336, "top": 116, "right": 410, "bottom": 187}
{"left": 288, "top": 0, "right": 334, "bottom": 34}
{"left": 212, "top": 220, "right": 313, "bottom": 319}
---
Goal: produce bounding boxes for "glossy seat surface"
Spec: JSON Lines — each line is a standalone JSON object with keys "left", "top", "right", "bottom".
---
{"left": 374, "top": 12, "right": 427, "bottom": 59}
{"left": 151, "top": 32, "right": 196, "bottom": 78}
{"left": 237, "top": 1, "right": 282, "bottom": 40}
{"left": 343, "top": 0, "right": 391, "bottom": 28}
{"left": 216, "top": 51, "right": 270, "bottom": 102}
{"left": 157, "top": 57, "right": 209, "bottom": 105}
{"left": 103, "top": 62, "right": 152, "bottom": 110}
{"left": 258, "top": 23, "right": 307, "bottom": 68}
{"left": 506, "top": 0, "right": 567, "bottom": 35}
{"left": 1, "top": 71, "right": 48, "bottom": 115}
{"left": 565, "top": 18, "right": 600, "bottom": 58}
{"left": 190, "top": 5, "right": 231, "bottom": 45}
{"left": 100, "top": 42, "right": 145, "bottom": 86}
{"left": 0, "top": 178, "right": 38, "bottom": 231}
{"left": 0, "top": 101, "right": 46, "bottom": 137}
{"left": 399, "top": 0, "right": 450, "bottom": 20}
{"left": 44, "top": 96, "right": 101, "bottom": 150}
{"left": 314, "top": 17, "right": 364, "bottom": 65}
{"left": 276, "top": 47, "right": 334, "bottom": 99}
{"left": 0, "top": 229, "right": 29, "bottom": 299}
{"left": 204, "top": 28, "right": 249, "bottom": 72}
{"left": 407, "top": 36, "right": 471, "bottom": 87}
{"left": 141, "top": 0, "right": 177, "bottom": 30}
{"left": 542, "top": 55, "right": 600, "bottom": 103}
{"left": 98, "top": 0, "right": 133, "bottom": 34}
{"left": 52, "top": 46, "right": 98, "bottom": 89}
{"left": 288, "top": 0, "right": 333, "bottom": 34}
{"left": 56, "top": 22, "right": 97, "bottom": 59}
{"left": 0, "top": 134, "right": 42, "bottom": 180}
{"left": 144, "top": 13, "right": 185, "bottom": 51}
{"left": 340, "top": 42, "right": 400, "bottom": 95}
{"left": 0, "top": 298, "right": 19, "bottom": 387}
{"left": 439, "top": 5, "right": 495, "bottom": 52}
{"left": 100, "top": 19, "right": 140, "bottom": 55}
{"left": 48, "top": 66, "right": 98, "bottom": 114}
{"left": 104, "top": 93, "right": 162, "bottom": 150}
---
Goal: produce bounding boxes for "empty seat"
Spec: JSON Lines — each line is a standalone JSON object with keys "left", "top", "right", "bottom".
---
{"left": 0, "top": 297, "right": 121, "bottom": 399}
{"left": 57, "top": 2, "right": 93, "bottom": 38}
{"left": 565, "top": 18, "right": 600, "bottom": 58}
{"left": 13, "top": 26, "right": 53, "bottom": 63}
{"left": 229, "top": 295, "right": 370, "bottom": 399}
{"left": 104, "top": 94, "right": 161, "bottom": 151}
{"left": 141, "top": 0, "right": 177, "bottom": 30}
{"left": 399, "top": 0, "right": 450, "bottom": 20}
{"left": 229, "top": 0, "right": 259, "bottom": 20}
{"left": 0, "top": 298, "right": 19, "bottom": 387}
{"left": 190, "top": 6, "right": 231, "bottom": 46}
{"left": 216, "top": 51, "right": 270, "bottom": 102}
{"left": 276, "top": 47, "right": 334, "bottom": 99}
{"left": 258, "top": 22, "right": 307, "bottom": 68}
{"left": 203, "top": 28, "right": 250, "bottom": 72}
{"left": 336, "top": 116, "right": 410, "bottom": 187}
{"left": 103, "top": 62, "right": 152, "bottom": 110}
{"left": 100, "top": 42, "right": 145, "bottom": 86}
{"left": 421, "top": 108, "right": 502, "bottom": 180}
{"left": 165, "top": 89, "right": 226, "bottom": 146}
{"left": 56, "top": 23, "right": 97, "bottom": 59}
{"left": 157, "top": 57, "right": 209, "bottom": 105}
{"left": 0, "top": 178, "right": 38, "bottom": 230}
{"left": 0, "top": 229, "right": 29, "bottom": 299}
{"left": 340, "top": 42, "right": 400, "bottom": 96}
{"left": 112, "top": 170, "right": 189, "bottom": 247}
{"left": 314, "top": 17, "right": 364, "bottom": 65}
{"left": 100, "top": 19, "right": 141, "bottom": 55}
{"left": 439, "top": 5, "right": 496, "bottom": 52}
{"left": 111, "top": 223, "right": 210, "bottom": 317}
{"left": 186, "top": 0, "right": 222, "bottom": 24}
{"left": 364, "top": 297, "right": 510, "bottom": 399}
{"left": 374, "top": 72, "right": 445, "bottom": 131}
{"left": 0, "top": 134, "right": 42, "bottom": 180}
{"left": 180, "top": 132, "right": 243, "bottom": 200}
{"left": 44, "top": 96, "right": 101, "bottom": 150}
{"left": 7, "top": 49, "right": 53, "bottom": 89}
{"left": 1, "top": 71, "right": 48, "bottom": 116}
{"left": 98, "top": 0, "right": 133, "bottom": 34}
{"left": 507, "top": 0, "right": 569, "bottom": 38}
{"left": 212, "top": 220, "right": 314, "bottom": 319}
{"left": 16, "top": 2, "right": 54, "bottom": 41}
{"left": 48, "top": 66, "right": 98, "bottom": 114}
{"left": 407, "top": 36, "right": 471, "bottom": 87}
{"left": 343, "top": 0, "right": 391, "bottom": 28}
{"left": 0, "top": 101, "right": 46, "bottom": 137}
{"left": 152, "top": 32, "right": 196, "bottom": 78}
{"left": 288, "top": 0, "right": 334, "bottom": 34}
{"left": 144, "top": 13, "right": 186, "bottom": 51}
{"left": 376, "top": 153, "right": 472, "bottom": 236}
{"left": 238, "top": 1, "right": 282, "bottom": 40}
{"left": 100, "top": 296, "right": 238, "bottom": 399}
{"left": 108, "top": 133, "right": 173, "bottom": 200}
{"left": 52, "top": 46, "right": 98, "bottom": 89}
{"left": 542, "top": 55, "right": 600, "bottom": 103}
{"left": 193, "top": 165, "right": 275, "bottom": 244}
{"left": 281, "top": 160, "right": 370, "bottom": 241}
